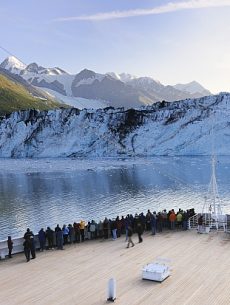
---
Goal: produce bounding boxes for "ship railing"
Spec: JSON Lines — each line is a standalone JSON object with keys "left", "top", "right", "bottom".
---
{"left": 188, "top": 213, "right": 227, "bottom": 232}
{"left": 0, "top": 235, "right": 40, "bottom": 260}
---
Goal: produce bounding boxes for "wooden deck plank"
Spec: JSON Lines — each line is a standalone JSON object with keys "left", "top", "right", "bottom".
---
{"left": 0, "top": 230, "right": 230, "bottom": 305}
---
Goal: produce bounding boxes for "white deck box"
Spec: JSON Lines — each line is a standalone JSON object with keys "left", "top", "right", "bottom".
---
{"left": 142, "top": 263, "right": 170, "bottom": 282}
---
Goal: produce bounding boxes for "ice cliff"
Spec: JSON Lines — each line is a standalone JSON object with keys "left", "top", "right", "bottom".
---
{"left": 0, "top": 93, "right": 229, "bottom": 158}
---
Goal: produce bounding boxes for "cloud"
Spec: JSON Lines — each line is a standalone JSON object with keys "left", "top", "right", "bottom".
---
{"left": 53, "top": 0, "right": 230, "bottom": 22}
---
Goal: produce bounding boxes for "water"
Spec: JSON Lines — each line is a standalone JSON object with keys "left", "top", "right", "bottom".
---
{"left": 1, "top": 156, "right": 230, "bottom": 240}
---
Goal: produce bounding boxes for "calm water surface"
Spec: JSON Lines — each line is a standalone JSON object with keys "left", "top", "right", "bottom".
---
{"left": 1, "top": 156, "right": 230, "bottom": 239}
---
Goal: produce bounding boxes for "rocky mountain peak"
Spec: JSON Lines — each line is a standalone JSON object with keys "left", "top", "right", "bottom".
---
{"left": 0, "top": 56, "right": 26, "bottom": 71}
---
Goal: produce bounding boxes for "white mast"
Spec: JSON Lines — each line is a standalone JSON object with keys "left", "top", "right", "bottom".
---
{"left": 207, "top": 156, "right": 222, "bottom": 229}
{"left": 202, "top": 110, "right": 225, "bottom": 230}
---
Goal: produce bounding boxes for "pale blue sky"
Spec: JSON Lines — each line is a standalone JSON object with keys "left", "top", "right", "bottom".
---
{"left": 0, "top": 0, "right": 230, "bottom": 93}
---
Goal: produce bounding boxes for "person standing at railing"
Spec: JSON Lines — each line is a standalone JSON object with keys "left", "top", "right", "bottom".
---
{"left": 197, "top": 215, "right": 203, "bottom": 234}
{"left": 23, "top": 237, "right": 31, "bottom": 262}
{"left": 182, "top": 211, "right": 188, "bottom": 230}
{"left": 38, "top": 228, "right": 46, "bottom": 251}
{"left": 24, "top": 228, "right": 36, "bottom": 260}
{"left": 169, "top": 210, "right": 176, "bottom": 230}
{"left": 7, "top": 236, "right": 13, "bottom": 258}
{"left": 80, "top": 220, "right": 86, "bottom": 242}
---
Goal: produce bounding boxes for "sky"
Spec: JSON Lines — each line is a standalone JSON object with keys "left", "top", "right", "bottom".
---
{"left": 0, "top": 0, "right": 230, "bottom": 93}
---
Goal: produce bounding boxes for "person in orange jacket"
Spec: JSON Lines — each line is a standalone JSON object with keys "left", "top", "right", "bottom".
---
{"left": 169, "top": 210, "right": 176, "bottom": 230}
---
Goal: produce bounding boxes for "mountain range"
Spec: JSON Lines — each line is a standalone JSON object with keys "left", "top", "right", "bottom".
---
{"left": 0, "top": 56, "right": 211, "bottom": 110}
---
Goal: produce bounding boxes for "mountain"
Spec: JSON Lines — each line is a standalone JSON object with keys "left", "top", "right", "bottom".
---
{"left": 0, "top": 56, "right": 26, "bottom": 74}
{"left": 0, "top": 93, "right": 229, "bottom": 158}
{"left": 107, "top": 74, "right": 211, "bottom": 101}
{"left": 71, "top": 69, "right": 153, "bottom": 108}
{"left": 174, "top": 81, "right": 211, "bottom": 97}
{"left": 123, "top": 77, "right": 192, "bottom": 102}
{"left": 0, "top": 56, "right": 212, "bottom": 109}
{"left": 0, "top": 70, "right": 66, "bottom": 116}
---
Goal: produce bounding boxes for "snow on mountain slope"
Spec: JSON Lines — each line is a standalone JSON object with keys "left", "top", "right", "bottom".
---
{"left": 73, "top": 69, "right": 105, "bottom": 87}
{"left": 174, "top": 81, "right": 211, "bottom": 96}
{"left": 42, "top": 87, "right": 108, "bottom": 109}
{"left": 0, "top": 56, "right": 212, "bottom": 109}
{"left": 24, "top": 62, "right": 67, "bottom": 76}
{"left": 23, "top": 73, "right": 75, "bottom": 96}
{"left": 0, "top": 93, "right": 229, "bottom": 158}
{"left": 113, "top": 72, "right": 137, "bottom": 82}
{"left": 0, "top": 56, "right": 26, "bottom": 74}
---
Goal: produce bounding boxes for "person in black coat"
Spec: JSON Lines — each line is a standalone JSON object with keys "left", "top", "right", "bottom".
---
{"left": 46, "top": 227, "right": 54, "bottom": 249}
{"left": 24, "top": 228, "right": 36, "bottom": 260}
{"left": 38, "top": 228, "right": 46, "bottom": 251}
{"left": 23, "top": 237, "right": 31, "bottom": 262}
{"left": 126, "top": 226, "right": 135, "bottom": 248}
{"left": 7, "top": 236, "right": 13, "bottom": 258}
{"left": 136, "top": 222, "right": 143, "bottom": 243}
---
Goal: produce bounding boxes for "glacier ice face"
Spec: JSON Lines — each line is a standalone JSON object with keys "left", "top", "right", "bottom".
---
{"left": 0, "top": 93, "right": 229, "bottom": 158}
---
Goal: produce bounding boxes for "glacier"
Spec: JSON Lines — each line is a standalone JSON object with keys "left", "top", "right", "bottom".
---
{"left": 0, "top": 93, "right": 229, "bottom": 158}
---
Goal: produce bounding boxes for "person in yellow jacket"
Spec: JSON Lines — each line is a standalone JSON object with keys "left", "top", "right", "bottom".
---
{"left": 80, "top": 220, "right": 85, "bottom": 242}
{"left": 176, "top": 212, "right": 183, "bottom": 229}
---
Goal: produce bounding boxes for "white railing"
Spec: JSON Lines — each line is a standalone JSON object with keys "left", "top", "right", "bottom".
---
{"left": 188, "top": 213, "right": 227, "bottom": 232}
{"left": 0, "top": 235, "right": 40, "bottom": 259}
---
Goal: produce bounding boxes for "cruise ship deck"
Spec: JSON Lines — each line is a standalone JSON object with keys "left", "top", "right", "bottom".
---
{"left": 0, "top": 230, "right": 230, "bottom": 305}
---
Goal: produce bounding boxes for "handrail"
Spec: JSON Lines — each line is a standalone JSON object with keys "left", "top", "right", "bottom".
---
{"left": 0, "top": 235, "right": 40, "bottom": 259}
{"left": 188, "top": 213, "right": 227, "bottom": 231}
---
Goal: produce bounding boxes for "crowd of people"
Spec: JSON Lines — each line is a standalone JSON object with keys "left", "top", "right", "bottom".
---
{"left": 7, "top": 208, "right": 195, "bottom": 262}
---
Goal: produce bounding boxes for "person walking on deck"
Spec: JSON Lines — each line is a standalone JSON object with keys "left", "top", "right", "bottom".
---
{"left": 23, "top": 237, "right": 31, "bottom": 262}
{"left": 127, "top": 226, "right": 135, "bottom": 248}
{"left": 136, "top": 222, "right": 143, "bottom": 243}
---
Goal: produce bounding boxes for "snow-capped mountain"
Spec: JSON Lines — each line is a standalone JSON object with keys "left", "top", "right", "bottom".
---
{"left": 0, "top": 57, "right": 66, "bottom": 76}
{"left": 0, "top": 93, "right": 229, "bottom": 158}
{"left": 0, "top": 56, "right": 212, "bottom": 109}
{"left": 0, "top": 66, "right": 60, "bottom": 102}
{"left": 106, "top": 72, "right": 138, "bottom": 83}
{"left": 107, "top": 74, "right": 211, "bottom": 100}
{"left": 23, "top": 62, "right": 67, "bottom": 76}
{"left": 174, "top": 81, "right": 211, "bottom": 96}
{"left": 0, "top": 56, "right": 26, "bottom": 74}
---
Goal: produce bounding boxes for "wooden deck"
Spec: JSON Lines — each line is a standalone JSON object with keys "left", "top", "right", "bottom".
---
{"left": 1, "top": 230, "right": 230, "bottom": 305}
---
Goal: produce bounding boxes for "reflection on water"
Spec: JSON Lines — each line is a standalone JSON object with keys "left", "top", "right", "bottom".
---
{"left": 1, "top": 156, "right": 230, "bottom": 239}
